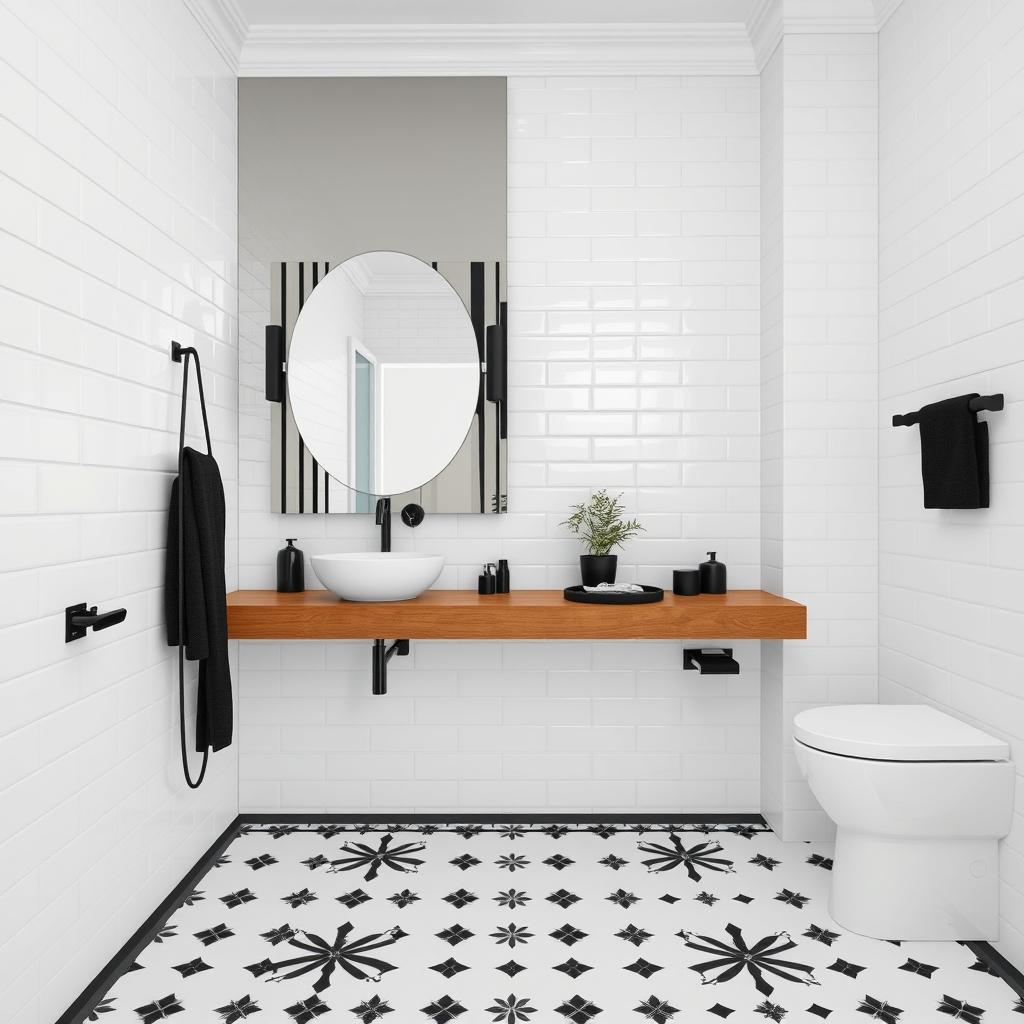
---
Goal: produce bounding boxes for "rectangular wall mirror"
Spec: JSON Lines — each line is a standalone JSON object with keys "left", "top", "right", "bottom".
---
{"left": 239, "top": 78, "right": 507, "bottom": 514}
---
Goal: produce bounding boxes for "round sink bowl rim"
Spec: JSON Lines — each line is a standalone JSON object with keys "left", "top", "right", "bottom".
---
{"left": 310, "top": 552, "right": 444, "bottom": 602}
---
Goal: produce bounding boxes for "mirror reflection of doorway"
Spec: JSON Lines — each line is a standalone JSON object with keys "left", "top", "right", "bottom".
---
{"left": 353, "top": 350, "right": 374, "bottom": 513}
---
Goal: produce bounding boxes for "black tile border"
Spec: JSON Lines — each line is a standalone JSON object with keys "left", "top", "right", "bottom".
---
{"left": 55, "top": 814, "right": 242, "bottom": 1024}
{"left": 237, "top": 811, "right": 768, "bottom": 825}
{"left": 965, "top": 940, "right": 1024, "bottom": 1001}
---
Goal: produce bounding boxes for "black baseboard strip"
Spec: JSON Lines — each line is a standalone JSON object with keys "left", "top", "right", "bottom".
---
{"left": 237, "top": 812, "right": 767, "bottom": 826}
{"left": 965, "top": 940, "right": 1024, "bottom": 1000}
{"left": 55, "top": 814, "right": 242, "bottom": 1024}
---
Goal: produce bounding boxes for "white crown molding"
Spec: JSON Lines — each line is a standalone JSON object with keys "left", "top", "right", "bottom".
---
{"left": 193, "top": 1, "right": 899, "bottom": 80}
{"left": 873, "top": 0, "right": 907, "bottom": 29}
{"left": 237, "top": 23, "right": 759, "bottom": 77}
{"left": 747, "top": 0, "right": 880, "bottom": 69}
{"left": 183, "top": 0, "right": 247, "bottom": 72}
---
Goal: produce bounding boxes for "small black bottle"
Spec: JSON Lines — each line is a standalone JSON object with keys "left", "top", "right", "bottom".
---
{"left": 699, "top": 551, "right": 727, "bottom": 594}
{"left": 496, "top": 559, "right": 511, "bottom": 594}
{"left": 277, "top": 538, "right": 305, "bottom": 593}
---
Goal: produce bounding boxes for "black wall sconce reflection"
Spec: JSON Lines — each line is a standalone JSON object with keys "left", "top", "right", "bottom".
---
{"left": 65, "top": 603, "right": 127, "bottom": 643}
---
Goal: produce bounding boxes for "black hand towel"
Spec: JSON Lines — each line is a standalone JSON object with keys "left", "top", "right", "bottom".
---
{"left": 917, "top": 394, "right": 990, "bottom": 509}
{"left": 166, "top": 446, "right": 233, "bottom": 752}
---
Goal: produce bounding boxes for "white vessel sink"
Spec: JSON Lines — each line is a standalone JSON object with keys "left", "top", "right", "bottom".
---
{"left": 311, "top": 552, "right": 444, "bottom": 602}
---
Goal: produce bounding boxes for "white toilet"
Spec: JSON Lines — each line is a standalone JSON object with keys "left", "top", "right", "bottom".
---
{"left": 794, "top": 704, "right": 1014, "bottom": 941}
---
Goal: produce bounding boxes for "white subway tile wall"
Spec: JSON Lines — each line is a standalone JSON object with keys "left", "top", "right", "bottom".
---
{"left": 236, "top": 76, "right": 763, "bottom": 813}
{"left": 759, "top": 34, "right": 879, "bottom": 840}
{"left": 879, "top": 0, "right": 1024, "bottom": 967}
{"left": 0, "top": 1, "right": 238, "bottom": 1020}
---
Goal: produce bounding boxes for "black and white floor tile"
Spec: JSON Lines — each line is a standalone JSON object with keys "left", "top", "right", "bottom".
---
{"left": 89, "top": 822, "right": 1023, "bottom": 1022}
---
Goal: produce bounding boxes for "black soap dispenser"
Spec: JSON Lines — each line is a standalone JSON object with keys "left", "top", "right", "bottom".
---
{"left": 277, "top": 538, "right": 305, "bottom": 593}
{"left": 478, "top": 563, "right": 497, "bottom": 595}
{"left": 699, "top": 551, "right": 727, "bottom": 594}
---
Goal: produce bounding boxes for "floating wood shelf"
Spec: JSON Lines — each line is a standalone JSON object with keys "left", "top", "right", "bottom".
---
{"left": 226, "top": 589, "right": 806, "bottom": 641}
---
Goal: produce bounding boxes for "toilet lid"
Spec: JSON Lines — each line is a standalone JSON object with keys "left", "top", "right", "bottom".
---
{"left": 793, "top": 704, "right": 1009, "bottom": 761}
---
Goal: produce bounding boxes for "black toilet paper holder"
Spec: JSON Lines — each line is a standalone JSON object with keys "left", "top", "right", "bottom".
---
{"left": 684, "top": 648, "right": 740, "bottom": 675}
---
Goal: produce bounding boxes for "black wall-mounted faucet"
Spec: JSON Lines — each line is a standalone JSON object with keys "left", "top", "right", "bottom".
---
{"left": 375, "top": 497, "right": 391, "bottom": 552}
{"left": 375, "top": 499, "right": 425, "bottom": 553}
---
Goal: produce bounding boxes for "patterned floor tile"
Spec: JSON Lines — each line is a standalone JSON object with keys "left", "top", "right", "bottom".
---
{"left": 89, "top": 822, "right": 1022, "bottom": 1022}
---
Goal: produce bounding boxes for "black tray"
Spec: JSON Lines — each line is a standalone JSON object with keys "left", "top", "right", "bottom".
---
{"left": 563, "top": 584, "right": 664, "bottom": 605}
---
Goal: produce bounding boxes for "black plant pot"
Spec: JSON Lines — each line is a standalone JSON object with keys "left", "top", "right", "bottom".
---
{"left": 580, "top": 554, "right": 617, "bottom": 587}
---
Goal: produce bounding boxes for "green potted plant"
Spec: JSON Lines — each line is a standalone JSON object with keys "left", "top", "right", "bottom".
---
{"left": 561, "top": 490, "right": 645, "bottom": 586}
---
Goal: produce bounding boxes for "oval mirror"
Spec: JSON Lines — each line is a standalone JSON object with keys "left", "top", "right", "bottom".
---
{"left": 287, "top": 251, "right": 481, "bottom": 498}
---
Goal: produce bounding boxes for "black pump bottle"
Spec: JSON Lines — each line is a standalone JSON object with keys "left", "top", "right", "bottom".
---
{"left": 277, "top": 538, "right": 305, "bottom": 593}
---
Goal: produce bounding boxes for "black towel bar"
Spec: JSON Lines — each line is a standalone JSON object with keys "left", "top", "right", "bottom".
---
{"left": 893, "top": 393, "right": 1003, "bottom": 427}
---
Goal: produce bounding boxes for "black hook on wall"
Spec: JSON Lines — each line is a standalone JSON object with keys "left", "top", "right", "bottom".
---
{"left": 65, "top": 603, "right": 127, "bottom": 643}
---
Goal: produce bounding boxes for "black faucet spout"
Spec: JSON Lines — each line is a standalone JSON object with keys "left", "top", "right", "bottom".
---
{"left": 375, "top": 497, "right": 391, "bottom": 552}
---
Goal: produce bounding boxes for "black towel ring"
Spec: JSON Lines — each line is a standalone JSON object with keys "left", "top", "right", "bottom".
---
{"left": 172, "top": 341, "right": 213, "bottom": 789}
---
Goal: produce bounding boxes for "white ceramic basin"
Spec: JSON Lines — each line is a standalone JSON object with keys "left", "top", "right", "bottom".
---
{"left": 311, "top": 552, "right": 444, "bottom": 602}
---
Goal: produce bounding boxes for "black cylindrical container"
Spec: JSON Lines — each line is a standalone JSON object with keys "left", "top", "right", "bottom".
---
{"left": 699, "top": 551, "right": 727, "bottom": 594}
{"left": 478, "top": 564, "right": 497, "bottom": 595}
{"left": 496, "top": 559, "right": 511, "bottom": 594}
{"left": 580, "top": 554, "right": 617, "bottom": 587}
{"left": 673, "top": 569, "right": 700, "bottom": 596}
{"left": 277, "top": 538, "right": 305, "bottom": 592}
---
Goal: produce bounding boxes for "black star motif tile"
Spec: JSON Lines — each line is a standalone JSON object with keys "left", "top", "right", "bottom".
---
{"left": 496, "top": 959, "right": 527, "bottom": 978}
{"left": 555, "top": 994, "right": 603, "bottom": 1022}
{"left": 219, "top": 890, "right": 256, "bottom": 909}
{"left": 545, "top": 854, "right": 576, "bottom": 870}
{"left": 389, "top": 889, "right": 419, "bottom": 909}
{"left": 828, "top": 957, "right": 866, "bottom": 978}
{"left": 804, "top": 924, "right": 840, "bottom": 946}
{"left": 260, "top": 923, "right": 296, "bottom": 945}
{"left": 421, "top": 994, "right": 467, "bottom": 1023}
{"left": 430, "top": 957, "right": 469, "bottom": 979}
{"left": 550, "top": 923, "right": 588, "bottom": 946}
{"left": 86, "top": 821, "right": 1021, "bottom": 1022}
{"left": 245, "top": 854, "right": 277, "bottom": 871}
{"left": 436, "top": 923, "right": 474, "bottom": 946}
{"left": 350, "top": 994, "right": 394, "bottom": 1022}
{"left": 194, "top": 923, "right": 234, "bottom": 945}
{"left": 899, "top": 957, "right": 937, "bottom": 978}
{"left": 633, "top": 994, "right": 679, "bottom": 1023}
{"left": 624, "top": 957, "right": 662, "bottom": 979}
{"left": 607, "top": 888, "right": 640, "bottom": 908}
{"left": 857, "top": 995, "right": 903, "bottom": 1023}
{"left": 554, "top": 957, "right": 593, "bottom": 979}
{"left": 615, "top": 923, "right": 653, "bottom": 946}
{"left": 336, "top": 887, "right": 371, "bottom": 908}
{"left": 548, "top": 888, "right": 581, "bottom": 908}
{"left": 443, "top": 888, "right": 477, "bottom": 909}
{"left": 172, "top": 958, "right": 211, "bottom": 978}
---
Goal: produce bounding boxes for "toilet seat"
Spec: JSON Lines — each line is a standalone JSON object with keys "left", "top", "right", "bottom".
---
{"left": 794, "top": 704, "right": 1008, "bottom": 762}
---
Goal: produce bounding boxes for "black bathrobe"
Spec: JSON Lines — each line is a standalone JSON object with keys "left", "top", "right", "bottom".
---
{"left": 165, "top": 446, "right": 233, "bottom": 752}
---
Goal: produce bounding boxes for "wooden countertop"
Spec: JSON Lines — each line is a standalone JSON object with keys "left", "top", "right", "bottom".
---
{"left": 227, "top": 589, "right": 806, "bottom": 641}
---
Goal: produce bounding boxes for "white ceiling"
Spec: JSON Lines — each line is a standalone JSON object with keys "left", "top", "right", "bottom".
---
{"left": 237, "top": 0, "right": 759, "bottom": 26}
